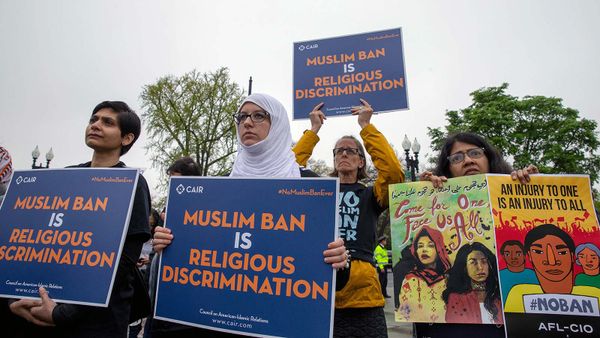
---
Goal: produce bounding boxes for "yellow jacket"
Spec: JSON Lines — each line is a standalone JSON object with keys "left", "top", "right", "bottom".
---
{"left": 292, "top": 123, "right": 404, "bottom": 309}
{"left": 374, "top": 244, "right": 388, "bottom": 270}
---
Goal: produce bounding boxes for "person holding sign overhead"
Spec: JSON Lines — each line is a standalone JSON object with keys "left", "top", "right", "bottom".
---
{"left": 293, "top": 98, "right": 404, "bottom": 337}
{"left": 7, "top": 101, "right": 152, "bottom": 338}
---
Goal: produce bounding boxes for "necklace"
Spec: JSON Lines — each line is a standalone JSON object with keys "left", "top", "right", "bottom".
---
{"left": 471, "top": 280, "right": 486, "bottom": 291}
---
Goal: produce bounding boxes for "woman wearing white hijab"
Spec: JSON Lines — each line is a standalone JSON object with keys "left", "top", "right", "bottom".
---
{"left": 230, "top": 93, "right": 302, "bottom": 178}
{"left": 154, "top": 93, "right": 348, "bottom": 263}
{"left": 152, "top": 94, "right": 347, "bottom": 337}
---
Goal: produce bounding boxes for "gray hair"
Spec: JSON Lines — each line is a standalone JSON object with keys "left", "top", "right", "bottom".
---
{"left": 575, "top": 243, "right": 600, "bottom": 265}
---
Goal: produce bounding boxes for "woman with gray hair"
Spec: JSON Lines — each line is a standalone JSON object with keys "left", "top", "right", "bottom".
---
{"left": 294, "top": 98, "right": 404, "bottom": 337}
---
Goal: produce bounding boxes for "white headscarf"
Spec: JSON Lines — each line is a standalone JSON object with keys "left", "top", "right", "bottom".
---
{"left": 230, "top": 93, "right": 300, "bottom": 178}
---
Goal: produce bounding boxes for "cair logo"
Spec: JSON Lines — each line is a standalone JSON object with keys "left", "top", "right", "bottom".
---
{"left": 15, "top": 176, "right": 37, "bottom": 185}
{"left": 176, "top": 184, "right": 204, "bottom": 195}
{"left": 298, "top": 43, "right": 318, "bottom": 51}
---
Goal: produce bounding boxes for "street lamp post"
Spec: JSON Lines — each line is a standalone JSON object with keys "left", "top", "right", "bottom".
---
{"left": 402, "top": 135, "right": 420, "bottom": 181}
{"left": 31, "top": 145, "right": 54, "bottom": 169}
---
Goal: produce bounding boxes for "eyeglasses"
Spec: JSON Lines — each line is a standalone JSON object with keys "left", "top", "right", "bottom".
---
{"left": 447, "top": 147, "right": 486, "bottom": 165}
{"left": 333, "top": 147, "right": 361, "bottom": 156}
{"left": 233, "top": 111, "right": 270, "bottom": 125}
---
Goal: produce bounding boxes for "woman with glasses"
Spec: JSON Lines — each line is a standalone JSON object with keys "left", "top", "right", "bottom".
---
{"left": 152, "top": 93, "right": 348, "bottom": 336}
{"left": 414, "top": 132, "right": 537, "bottom": 337}
{"left": 294, "top": 98, "right": 404, "bottom": 337}
{"left": 229, "top": 94, "right": 312, "bottom": 178}
{"left": 420, "top": 132, "right": 537, "bottom": 187}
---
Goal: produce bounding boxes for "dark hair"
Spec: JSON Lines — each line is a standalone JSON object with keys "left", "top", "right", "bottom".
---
{"left": 149, "top": 208, "right": 163, "bottom": 230}
{"left": 329, "top": 135, "right": 368, "bottom": 180}
{"left": 524, "top": 223, "right": 575, "bottom": 254}
{"left": 442, "top": 242, "right": 501, "bottom": 321}
{"left": 167, "top": 156, "right": 201, "bottom": 176}
{"left": 92, "top": 101, "right": 141, "bottom": 155}
{"left": 500, "top": 240, "right": 524, "bottom": 254}
{"left": 434, "top": 132, "right": 512, "bottom": 178}
{"left": 412, "top": 228, "right": 446, "bottom": 275}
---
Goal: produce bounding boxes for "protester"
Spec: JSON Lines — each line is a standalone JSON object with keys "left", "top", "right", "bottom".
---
{"left": 8, "top": 101, "right": 151, "bottom": 338}
{"left": 414, "top": 131, "right": 539, "bottom": 337}
{"left": 293, "top": 99, "right": 403, "bottom": 337}
{"left": 165, "top": 156, "right": 201, "bottom": 177}
{"left": 152, "top": 93, "right": 348, "bottom": 336}
{"left": 442, "top": 242, "right": 503, "bottom": 324}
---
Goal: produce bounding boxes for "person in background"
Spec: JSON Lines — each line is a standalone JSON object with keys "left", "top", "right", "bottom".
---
{"left": 374, "top": 235, "right": 391, "bottom": 298}
{"left": 129, "top": 209, "right": 161, "bottom": 338}
{"left": 165, "top": 156, "right": 201, "bottom": 177}
{"left": 293, "top": 99, "right": 404, "bottom": 337}
{"left": 144, "top": 157, "right": 210, "bottom": 338}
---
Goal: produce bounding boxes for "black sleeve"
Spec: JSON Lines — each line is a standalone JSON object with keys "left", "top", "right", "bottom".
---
{"left": 335, "top": 263, "right": 351, "bottom": 291}
{"left": 127, "top": 174, "right": 151, "bottom": 240}
{"left": 300, "top": 168, "right": 320, "bottom": 177}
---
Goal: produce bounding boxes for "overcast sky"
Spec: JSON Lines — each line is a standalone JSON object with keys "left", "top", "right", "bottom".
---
{"left": 1, "top": 0, "right": 599, "bottom": 199}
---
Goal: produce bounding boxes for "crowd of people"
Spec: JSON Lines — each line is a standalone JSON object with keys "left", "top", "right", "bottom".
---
{"left": 1, "top": 92, "right": 593, "bottom": 338}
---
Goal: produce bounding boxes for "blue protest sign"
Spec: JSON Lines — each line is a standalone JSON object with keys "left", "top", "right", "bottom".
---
{"left": 293, "top": 28, "right": 408, "bottom": 119}
{"left": 0, "top": 168, "right": 138, "bottom": 306}
{"left": 155, "top": 177, "right": 338, "bottom": 337}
